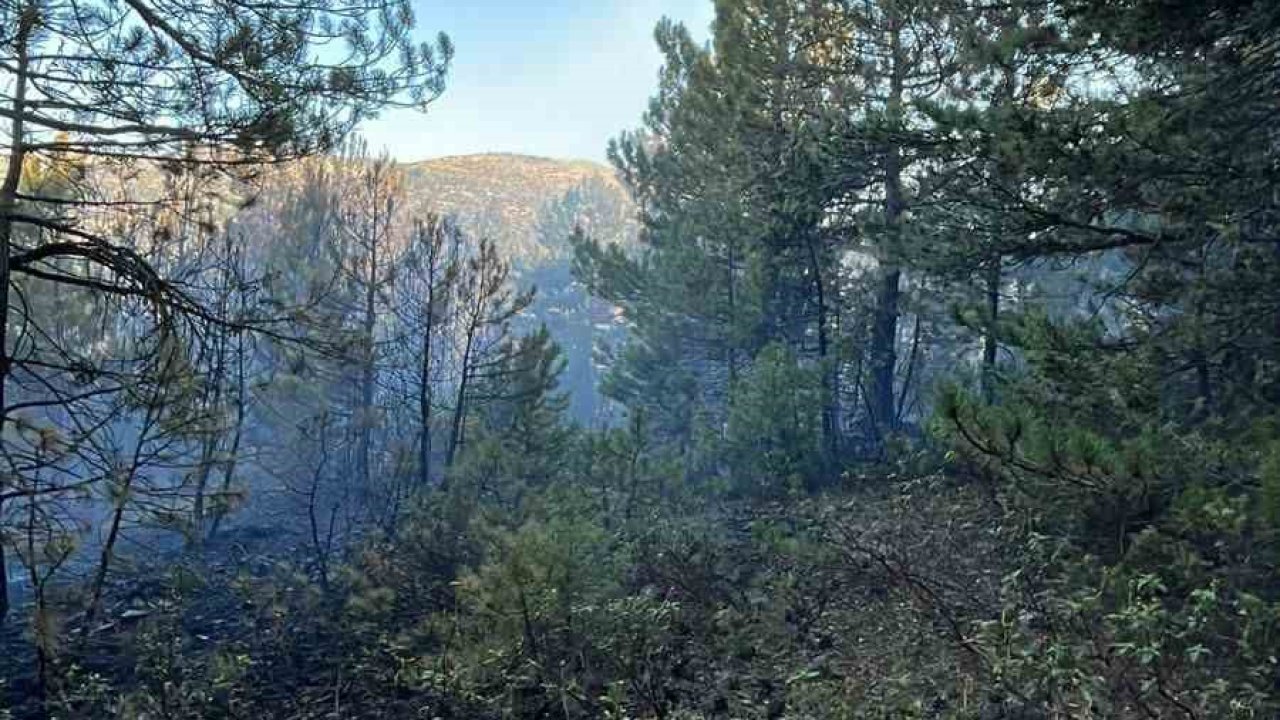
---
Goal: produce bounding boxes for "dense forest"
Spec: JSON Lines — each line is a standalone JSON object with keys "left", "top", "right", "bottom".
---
{"left": 2, "top": 0, "right": 1280, "bottom": 718}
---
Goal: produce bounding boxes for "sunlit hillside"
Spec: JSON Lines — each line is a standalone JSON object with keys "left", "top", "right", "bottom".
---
{"left": 404, "top": 153, "right": 638, "bottom": 264}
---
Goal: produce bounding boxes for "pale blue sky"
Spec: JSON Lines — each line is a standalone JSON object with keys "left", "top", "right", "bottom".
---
{"left": 361, "top": 0, "right": 714, "bottom": 163}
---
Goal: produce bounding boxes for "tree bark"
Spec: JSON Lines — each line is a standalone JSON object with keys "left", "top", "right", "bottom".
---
{"left": 419, "top": 319, "right": 434, "bottom": 487}
{"left": 869, "top": 15, "right": 905, "bottom": 443}
{"left": 357, "top": 215, "right": 378, "bottom": 499}
{"left": 981, "top": 259, "right": 1000, "bottom": 404}
{"left": 0, "top": 4, "right": 34, "bottom": 627}
{"left": 445, "top": 322, "right": 476, "bottom": 475}
{"left": 86, "top": 393, "right": 161, "bottom": 629}
{"left": 870, "top": 267, "right": 901, "bottom": 433}
{"left": 207, "top": 318, "right": 247, "bottom": 542}
{"left": 807, "top": 238, "right": 838, "bottom": 463}
{"left": 417, "top": 227, "right": 441, "bottom": 488}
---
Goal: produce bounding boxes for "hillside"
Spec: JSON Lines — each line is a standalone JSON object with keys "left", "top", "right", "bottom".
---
{"left": 402, "top": 153, "right": 637, "bottom": 264}
{"left": 398, "top": 153, "right": 636, "bottom": 423}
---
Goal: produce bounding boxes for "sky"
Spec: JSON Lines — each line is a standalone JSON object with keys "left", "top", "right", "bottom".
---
{"left": 360, "top": 0, "right": 715, "bottom": 164}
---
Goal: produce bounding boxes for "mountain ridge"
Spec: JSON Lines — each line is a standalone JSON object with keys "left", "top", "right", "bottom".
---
{"left": 401, "top": 152, "right": 636, "bottom": 265}
{"left": 403, "top": 151, "right": 609, "bottom": 169}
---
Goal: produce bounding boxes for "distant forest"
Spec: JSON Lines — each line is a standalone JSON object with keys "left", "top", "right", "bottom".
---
{"left": 2, "top": 0, "right": 1280, "bottom": 718}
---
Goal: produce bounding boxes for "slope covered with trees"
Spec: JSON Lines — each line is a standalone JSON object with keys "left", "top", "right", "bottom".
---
{"left": 405, "top": 153, "right": 637, "bottom": 265}
{"left": 403, "top": 153, "right": 637, "bottom": 423}
{"left": 3, "top": 0, "right": 1280, "bottom": 719}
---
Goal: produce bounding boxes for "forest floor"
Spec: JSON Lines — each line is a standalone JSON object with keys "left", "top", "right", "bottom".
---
{"left": 1, "top": 523, "right": 310, "bottom": 719}
{"left": 1, "top": 475, "right": 1007, "bottom": 719}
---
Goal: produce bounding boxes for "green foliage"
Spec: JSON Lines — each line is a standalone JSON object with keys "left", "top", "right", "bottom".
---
{"left": 974, "top": 530, "right": 1280, "bottom": 719}
{"left": 1259, "top": 441, "right": 1280, "bottom": 533}
{"left": 727, "top": 343, "right": 823, "bottom": 495}
{"left": 440, "top": 510, "right": 623, "bottom": 711}
{"left": 21, "top": 1, "right": 1280, "bottom": 719}
{"left": 575, "top": 410, "right": 685, "bottom": 527}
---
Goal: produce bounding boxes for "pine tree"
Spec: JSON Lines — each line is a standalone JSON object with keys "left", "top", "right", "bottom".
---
{"left": 935, "top": 2, "right": 1280, "bottom": 713}
{"left": 396, "top": 215, "right": 462, "bottom": 489}
{"left": 0, "top": 0, "right": 451, "bottom": 624}
{"left": 445, "top": 237, "right": 535, "bottom": 473}
{"left": 474, "top": 325, "right": 571, "bottom": 490}
{"left": 332, "top": 145, "right": 404, "bottom": 508}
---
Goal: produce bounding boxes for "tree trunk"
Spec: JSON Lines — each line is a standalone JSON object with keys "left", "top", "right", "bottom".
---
{"left": 189, "top": 431, "right": 218, "bottom": 547}
{"left": 207, "top": 324, "right": 247, "bottom": 542}
{"left": 308, "top": 414, "right": 333, "bottom": 591}
{"left": 445, "top": 323, "right": 476, "bottom": 475}
{"left": 869, "top": 16, "right": 905, "bottom": 443}
{"left": 418, "top": 281, "right": 436, "bottom": 488}
{"left": 86, "top": 493, "right": 129, "bottom": 629}
{"left": 357, "top": 244, "right": 377, "bottom": 498}
{"left": 87, "top": 401, "right": 158, "bottom": 629}
{"left": 982, "top": 67, "right": 1015, "bottom": 406}
{"left": 870, "top": 267, "right": 900, "bottom": 434}
{"left": 0, "top": 498, "right": 7, "bottom": 626}
{"left": 419, "top": 334, "right": 434, "bottom": 487}
{"left": 726, "top": 237, "right": 739, "bottom": 392}
{"left": 0, "top": 5, "right": 34, "bottom": 627}
{"left": 982, "top": 259, "right": 1000, "bottom": 404}
{"left": 191, "top": 236, "right": 236, "bottom": 546}
{"left": 189, "top": 342, "right": 224, "bottom": 548}
{"left": 807, "top": 238, "right": 838, "bottom": 463}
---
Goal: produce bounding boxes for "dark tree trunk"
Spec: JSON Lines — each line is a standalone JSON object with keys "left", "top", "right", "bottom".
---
{"left": 0, "top": 7, "right": 33, "bottom": 627}
{"left": 807, "top": 238, "right": 838, "bottom": 462}
{"left": 418, "top": 243, "right": 439, "bottom": 488}
{"left": 445, "top": 324, "right": 476, "bottom": 476}
{"left": 419, "top": 327, "right": 434, "bottom": 488}
{"left": 982, "top": 259, "right": 1000, "bottom": 404}
{"left": 357, "top": 243, "right": 377, "bottom": 496}
{"left": 207, "top": 324, "right": 247, "bottom": 542}
{"left": 870, "top": 267, "right": 901, "bottom": 434}
{"left": 869, "top": 16, "right": 905, "bottom": 444}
